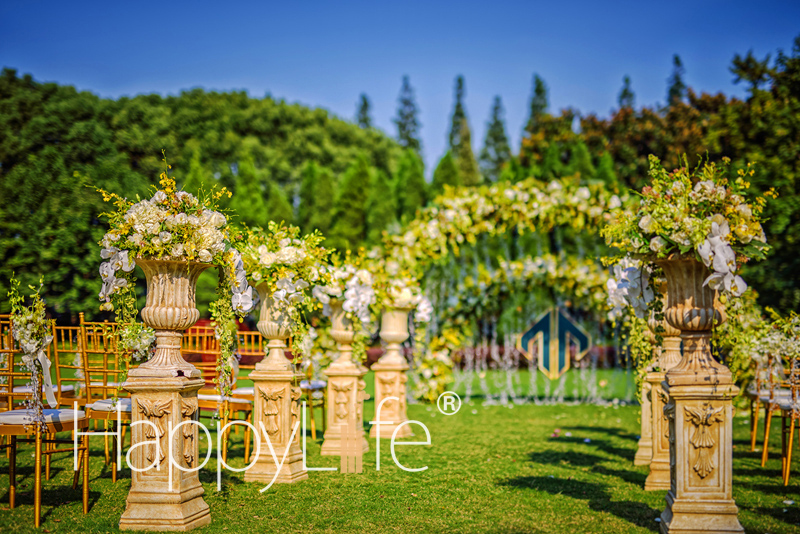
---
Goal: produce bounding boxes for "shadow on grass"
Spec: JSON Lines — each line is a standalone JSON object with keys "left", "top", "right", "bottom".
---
{"left": 549, "top": 435, "right": 635, "bottom": 462}
{"left": 528, "top": 449, "right": 648, "bottom": 486}
{"left": 500, "top": 476, "right": 659, "bottom": 531}
{"left": 562, "top": 424, "right": 640, "bottom": 443}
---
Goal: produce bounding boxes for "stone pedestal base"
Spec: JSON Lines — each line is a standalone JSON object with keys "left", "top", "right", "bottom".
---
{"left": 659, "top": 383, "right": 743, "bottom": 534}
{"left": 645, "top": 370, "right": 670, "bottom": 490}
{"left": 369, "top": 359, "right": 412, "bottom": 439}
{"left": 634, "top": 380, "right": 654, "bottom": 466}
{"left": 321, "top": 362, "right": 369, "bottom": 456}
{"left": 243, "top": 365, "right": 307, "bottom": 484}
{"left": 120, "top": 372, "right": 211, "bottom": 531}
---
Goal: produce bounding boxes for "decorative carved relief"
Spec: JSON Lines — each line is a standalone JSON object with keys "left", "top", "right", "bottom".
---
{"left": 259, "top": 387, "right": 284, "bottom": 437}
{"left": 332, "top": 382, "right": 352, "bottom": 421}
{"left": 399, "top": 374, "right": 408, "bottom": 414}
{"left": 137, "top": 398, "right": 172, "bottom": 466}
{"left": 379, "top": 375, "right": 396, "bottom": 412}
{"left": 181, "top": 398, "right": 198, "bottom": 467}
{"left": 290, "top": 386, "right": 302, "bottom": 442}
{"left": 357, "top": 379, "right": 367, "bottom": 421}
{"left": 685, "top": 403, "right": 724, "bottom": 479}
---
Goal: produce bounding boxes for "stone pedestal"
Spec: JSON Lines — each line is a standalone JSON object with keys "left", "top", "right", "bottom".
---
{"left": 370, "top": 307, "right": 412, "bottom": 439}
{"left": 244, "top": 289, "right": 307, "bottom": 484}
{"left": 656, "top": 256, "right": 743, "bottom": 534}
{"left": 645, "top": 334, "right": 682, "bottom": 491}
{"left": 321, "top": 300, "right": 369, "bottom": 456}
{"left": 120, "top": 259, "right": 211, "bottom": 531}
{"left": 634, "top": 375, "right": 654, "bottom": 466}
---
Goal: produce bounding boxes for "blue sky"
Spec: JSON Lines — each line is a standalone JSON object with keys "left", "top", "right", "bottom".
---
{"left": 2, "top": 1, "right": 798, "bottom": 170}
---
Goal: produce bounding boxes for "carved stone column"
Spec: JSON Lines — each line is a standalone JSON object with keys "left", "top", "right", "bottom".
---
{"left": 321, "top": 300, "right": 369, "bottom": 456}
{"left": 120, "top": 259, "right": 211, "bottom": 531}
{"left": 645, "top": 302, "right": 682, "bottom": 490}
{"left": 370, "top": 307, "right": 412, "bottom": 439}
{"left": 656, "top": 256, "right": 743, "bottom": 533}
{"left": 634, "top": 370, "right": 654, "bottom": 466}
{"left": 244, "top": 286, "right": 307, "bottom": 484}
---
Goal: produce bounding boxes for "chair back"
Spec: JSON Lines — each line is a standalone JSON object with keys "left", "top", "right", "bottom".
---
{"left": 79, "top": 313, "right": 129, "bottom": 402}
{"left": 0, "top": 314, "right": 44, "bottom": 412}
{"left": 51, "top": 323, "right": 89, "bottom": 406}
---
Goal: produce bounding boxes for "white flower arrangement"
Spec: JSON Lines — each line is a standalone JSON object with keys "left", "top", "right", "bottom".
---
{"left": 8, "top": 276, "right": 55, "bottom": 429}
{"left": 96, "top": 155, "right": 252, "bottom": 395}
{"left": 603, "top": 155, "right": 775, "bottom": 317}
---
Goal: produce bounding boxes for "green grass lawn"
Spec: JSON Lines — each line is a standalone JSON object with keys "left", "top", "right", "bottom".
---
{"left": 1, "top": 375, "right": 798, "bottom": 533}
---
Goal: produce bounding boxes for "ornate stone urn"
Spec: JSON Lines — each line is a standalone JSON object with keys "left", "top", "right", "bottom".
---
{"left": 244, "top": 283, "right": 307, "bottom": 483}
{"left": 644, "top": 281, "right": 683, "bottom": 490}
{"left": 120, "top": 259, "right": 211, "bottom": 531}
{"left": 656, "top": 256, "right": 743, "bottom": 534}
{"left": 370, "top": 306, "right": 412, "bottom": 439}
{"left": 320, "top": 299, "right": 369, "bottom": 456}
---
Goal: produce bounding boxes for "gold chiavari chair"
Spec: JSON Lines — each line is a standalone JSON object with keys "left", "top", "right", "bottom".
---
{"left": 0, "top": 315, "right": 90, "bottom": 528}
{"left": 183, "top": 326, "right": 252, "bottom": 463}
{"left": 300, "top": 363, "right": 327, "bottom": 440}
{"left": 778, "top": 354, "right": 800, "bottom": 485}
{"left": 80, "top": 313, "right": 132, "bottom": 483}
{"left": 761, "top": 352, "right": 791, "bottom": 466}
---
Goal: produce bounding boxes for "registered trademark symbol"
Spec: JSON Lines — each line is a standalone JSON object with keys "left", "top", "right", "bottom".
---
{"left": 437, "top": 391, "right": 461, "bottom": 416}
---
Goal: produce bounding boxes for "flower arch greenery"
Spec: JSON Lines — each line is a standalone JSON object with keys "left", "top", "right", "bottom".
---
{"left": 374, "top": 175, "right": 630, "bottom": 400}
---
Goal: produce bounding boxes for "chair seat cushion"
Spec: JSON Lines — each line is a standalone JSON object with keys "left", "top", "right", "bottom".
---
{"left": 13, "top": 384, "right": 74, "bottom": 393}
{"left": 0, "top": 408, "right": 86, "bottom": 425}
{"left": 758, "top": 389, "right": 791, "bottom": 400}
{"left": 86, "top": 398, "right": 132, "bottom": 412}
{"left": 300, "top": 379, "right": 327, "bottom": 390}
{"left": 232, "top": 386, "right": 254, "bottom": 396}
{"left": 90, "top": 381, "right": 121, "bottom": 388}
{"left": 198, "top": 394, "right": 252, "bottom": 405}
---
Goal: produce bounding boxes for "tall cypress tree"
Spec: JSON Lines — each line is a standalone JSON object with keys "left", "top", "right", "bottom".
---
{"left": 618, "top": 75, "right": 635, "bottom": 109}
{"left": 448, "top": 75, "right": 467, "bottom": 149}
{"left": 394, "top": 148, "right": 427, "bottom": 221}
{"left": 307, "top": 167, "right": 335, "bottom": 236}
{"left": 430, "top": 151, "right": 460, "bottom": 198}
{"left": 329, "top": 155, "right": 371, "bottom": 251}
{"left": 265, "top": 180, "right": 294, "bottom": 224}
{"left": 567, "top": 141, "right": 595, "bottom": 181}
{"left": 356, "top": 93, "right": 372, "bottom": 129}
{"left": 230, "top": 155, "right": 268, "bottom": 227}
{"left": 366, "top": 169, "right": 397, "bottom": 246}
{"left": 595, "top": 152, "right": 619, "bottom": 190}
{"left": 667, "top": 54, "right": 687, "bottom": 106}
{"left": 393, "top": 76, "right": 422, "bottom": 154}
{"left": 455, "top": 120, "right": 481, "bottom": 186}
{"left": 541, "top": 144, "right": 563, "bottom": 181}
{"left": 479, "top": 96, "right": 512, "bottom": 182}
{"left": 524, "top": 74, "right": 548, "bottom": 134}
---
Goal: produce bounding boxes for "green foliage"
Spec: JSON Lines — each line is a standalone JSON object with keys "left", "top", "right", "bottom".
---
{"left": 0, "top": 68, "right": 402, "bottom": 319}
{"left": 524, "top": 74, "right": 548, "bottom": 134}
{"left": 618, "top": 75, "right": 635, "bottom": 109}
{"left": 479, "top": 96, "right": 512, "bottom": 183}
{"left": 328, "top": 155, "right": 371, "bottom": 251}
{"left": 230, "top": 156, "right": 268, "bottom": 226}
{"left": 541, "top": 143, "right": 563, "bottom": 181}
{"left": 394, "top": 149, "right": 427, "bottom": 221}
{"left": 356, "top": 93, "right": 372, "bottom": 129}
{"left": 394, "top": 76, "right": 422, "bottom": 155}
{"left": 454, "top": 120, "right": 482, "bottom": 186}
{"left": 265, "top": 179, "right": 294, "bottom": 224}
{"left": 430, "top": 151, "right": 460, "bottom": 197}
{"left": 366, "top": 170, "right": 397, "bottom": 246}
{"left": 296, "top": 160, "right": 320, "bottom": 233}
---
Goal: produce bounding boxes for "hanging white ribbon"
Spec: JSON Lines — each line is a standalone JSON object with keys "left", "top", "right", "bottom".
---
{"left": 21, "top": 341, "right": 57, "bottom": 409}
